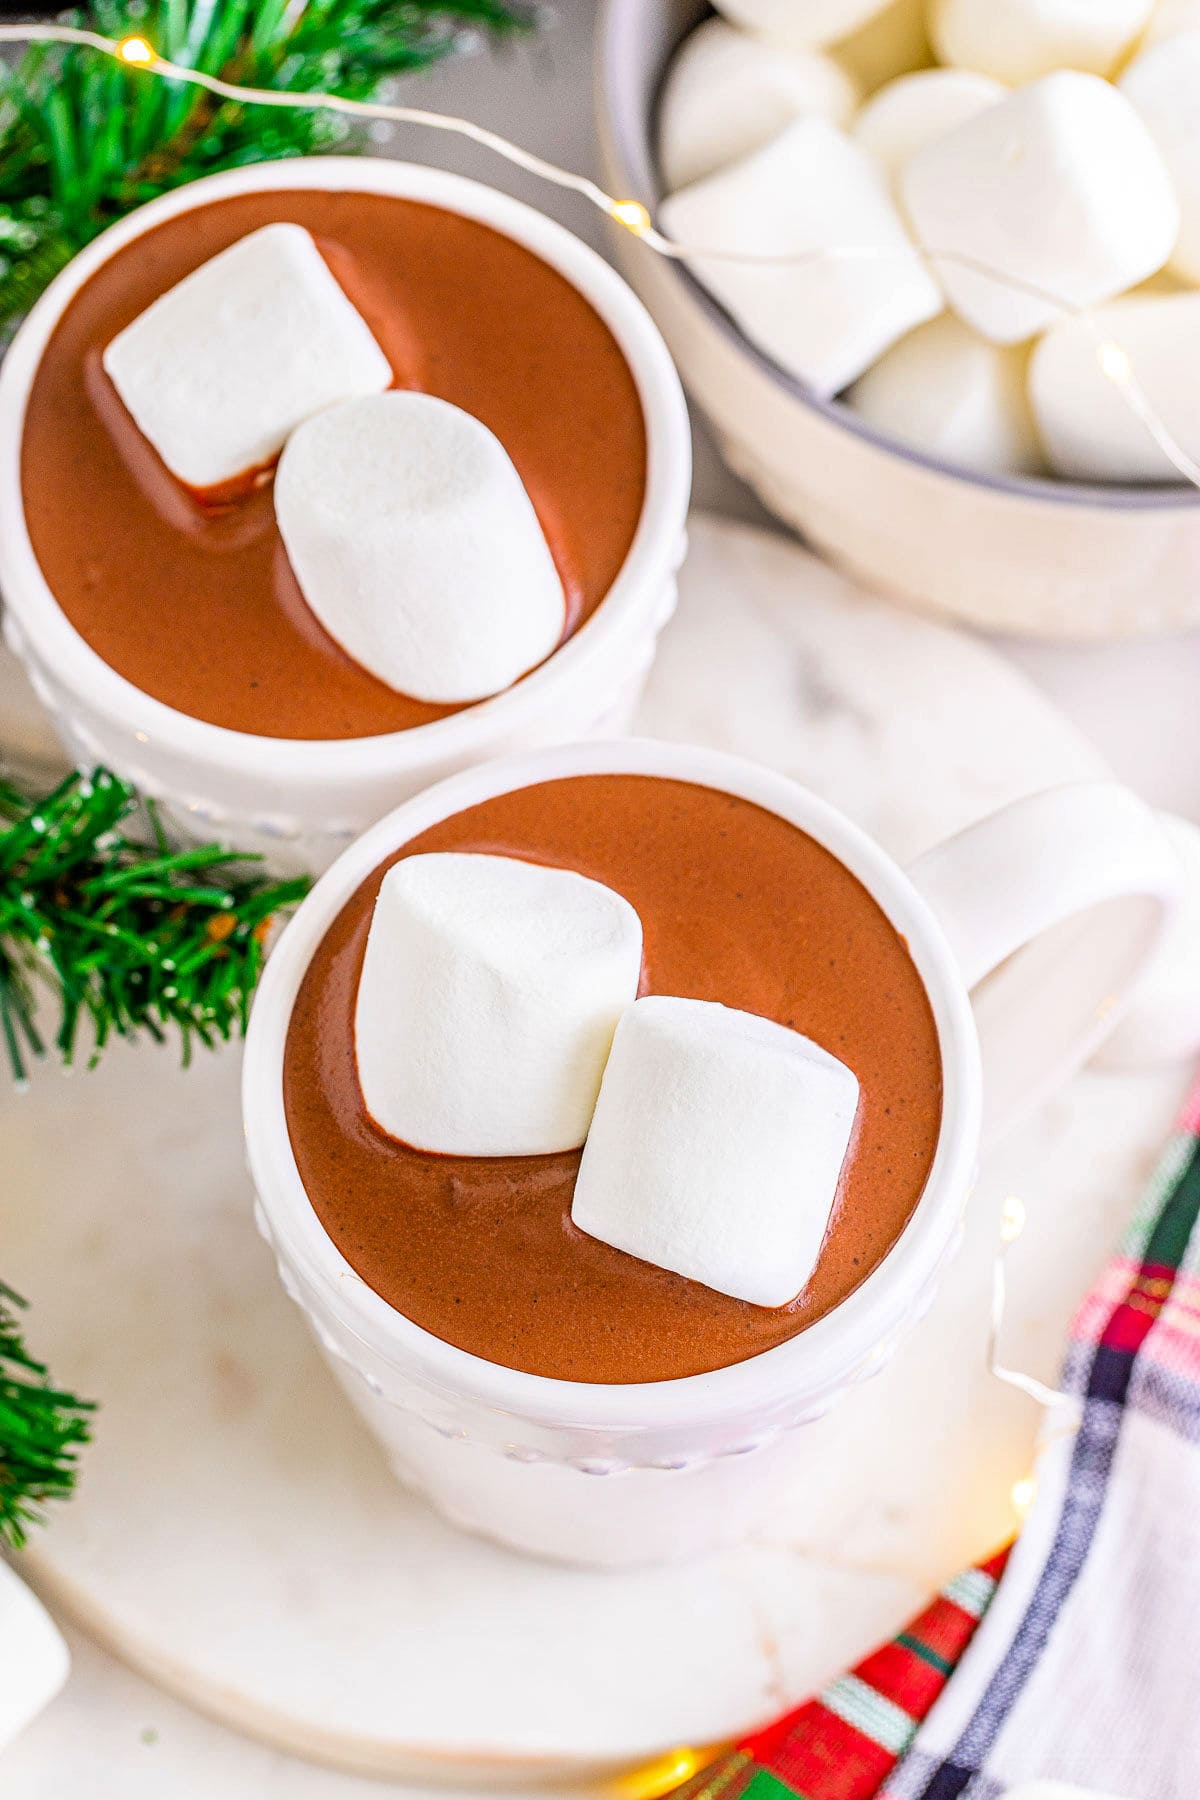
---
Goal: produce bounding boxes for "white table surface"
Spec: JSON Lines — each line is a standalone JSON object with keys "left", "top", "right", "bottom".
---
{"left": 3, "top": 5, "right": 1198, "bottom": 1792}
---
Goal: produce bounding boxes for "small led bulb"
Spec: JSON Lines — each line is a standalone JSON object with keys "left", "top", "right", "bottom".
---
{"left": 611, "top": 198, "right": 653, "bottom": 237}
{"left": 117, "top": 34, "right": 155, "bottom": 64}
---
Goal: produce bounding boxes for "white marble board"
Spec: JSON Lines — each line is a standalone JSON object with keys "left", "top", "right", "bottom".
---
{"left": 1, "top": 517, "right": 1192, "bottom": 1789}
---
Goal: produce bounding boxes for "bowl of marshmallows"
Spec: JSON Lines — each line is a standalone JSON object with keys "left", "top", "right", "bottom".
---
{"left": 596, "top": 0, "right": 1200, "bottom": 638}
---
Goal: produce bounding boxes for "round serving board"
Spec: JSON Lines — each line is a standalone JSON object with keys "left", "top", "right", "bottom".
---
{"left": 2, "top": 516, "right": 1191, "bottom": 1786}
{"left": 0, "top": 628, "right": 65, "bottom": 787}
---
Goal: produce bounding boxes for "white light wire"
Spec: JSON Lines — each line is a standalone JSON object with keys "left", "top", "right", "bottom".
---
{"left": 0, "top": 21, "right": 1197, "bottom": 489}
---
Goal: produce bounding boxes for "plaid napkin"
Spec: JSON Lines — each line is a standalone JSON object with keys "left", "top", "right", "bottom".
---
{"left": 676, "top": 1079, "right": 1200, "bottom": 1800}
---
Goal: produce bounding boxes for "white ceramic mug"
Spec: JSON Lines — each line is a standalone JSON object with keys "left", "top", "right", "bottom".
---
{"left": 243, "top": 738, "right": 1180, "bottom": 1567}
{"left": 0, "top": 160, "right": 691, "bottom": 873}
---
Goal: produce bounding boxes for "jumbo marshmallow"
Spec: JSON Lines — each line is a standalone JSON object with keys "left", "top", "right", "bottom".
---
{"left": 1095, "top": 815, "right": 1200, "bottom": 1068}
{"left": 275, "top": 392, "right": 566, "bottom": 705}
{"left": 0, "top": 1561, "right": 70, "bottom": 1752}
{"left": 902, "top": 73, "right": 1180, "bottom": 344}
{"left": 355, "top": 853, "right": 643, "bottom": 1156}
{"left": 1122, "top": 33, "right": 1200, "bottom": 283}
{"left": 853, "top": 68, "right": 1006, "bottom": 181}
{"left": 661, "top": 118, "right": 942, "bottom": 397}
{"left": 1030, "top": 292, "right": 1200, "bottom": 481}
{"left": 659, "top": 18, "right": 859, "bottom": 192}
{"left": 1144, "top": 0, "right": 1200, "bottom": 45}
{"left": 849, "top": 315, "right": 1044, "bottom": 476}
{"left": 838, "top": 0, "right": 933, "bottom": 94}
{"left": 571, "top": 997, "right": 860, "bottom": 1308}
{"left": 929, "top": 0, "right": 1154, "bottom": 83}
{"left": 712, "top": 0, "right": 894, "bottom": 49}
{"left": 102, "top": 223, "right": 392, "bottom": 493}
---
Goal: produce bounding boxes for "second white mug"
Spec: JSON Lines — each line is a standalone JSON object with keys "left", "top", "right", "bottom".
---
{"left": 243, "top": 738, "right": 1180, "bottom": 1567}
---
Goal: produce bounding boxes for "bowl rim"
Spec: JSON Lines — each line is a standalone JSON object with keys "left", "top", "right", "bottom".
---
{"left": 0, "top": 155, "right": 692, "bottom": 780}
{"left": 243, "top": 735, "right": 982, "bottom": 1431}
{"left": 595, "top": 0, "right": 1199, "bottom": 515}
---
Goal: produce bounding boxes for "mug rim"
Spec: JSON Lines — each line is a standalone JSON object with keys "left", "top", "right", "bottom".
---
{"left": 0, "top": 157, "right": 692, "bottom": 780}
{"left": 243, "top": 736, "right": 983, "bottom": 1431}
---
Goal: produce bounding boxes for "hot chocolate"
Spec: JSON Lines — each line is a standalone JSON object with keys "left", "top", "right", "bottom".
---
{"left": 283, "top": 773, "right": 943, "bottom": 1384}
{"left": 19, "top": 189, "right": 647, "bottom": 740}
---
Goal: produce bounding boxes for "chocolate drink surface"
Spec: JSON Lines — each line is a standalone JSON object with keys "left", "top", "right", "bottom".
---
{"left": 284, "top": 775, "right": 943, "bottom": 1384}
{"left": 21, "top": 190, "right": 646, "bottom": 739}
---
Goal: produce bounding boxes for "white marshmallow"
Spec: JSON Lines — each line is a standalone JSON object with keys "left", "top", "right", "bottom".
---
{"left": 1095, "top": 816, "right": 1200, "bottom": 1068}
{"left": 0, "top": 1561, "right": 70, "bottom": 1751}
{"left": 1030, "top": 292, "right": 1200, "bottom": 481}
{"left": 930, "top": 0, "right": 1154, "bottom": 83}
{"left": 838, "top": 0, "right": 933, "bottom": 94}
{"left": 661, "top": 118, "right": 942, "bottom": 397}
{"left": 660, "top": 18, "right": 859, "bottom": 192}
{"left": 853, "top": 68, "right": 1006, "bottom": 181}
{"left": 902, "top": 73, "right": 1180, "bottom": 344}
{"left": 102, "top": 223, "right": 391, "bottom": 493}
{"left": 355, "top": 853, "right": 643, "bottom": 1157}
{"left": 1121, "top": 33, "right": 1200, "bottom": 283}
{"left": 1144, "top": 0, "right": 1200, "bottom": 45}
{"left": 712, "top": 0, "right": 894, "bottom": 50}
{"left": 571, "top": 997, "right": 860, "bottom": 1308}
{"left": 275, "top": 392, "right": 565, "bottom": 705}
{"left": 849, "top": 315, "right": 1044, "bottom": 476}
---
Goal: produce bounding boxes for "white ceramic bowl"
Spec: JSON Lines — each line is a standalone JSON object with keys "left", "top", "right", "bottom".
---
{"left": 0, "top": 158, "right": 691, "bottom": 872}
{"left": 595, "top": 0, "right": 1200, "bottom": 641}
{"left": 244, "top": 737, "right": 1179, "bottom": 1566}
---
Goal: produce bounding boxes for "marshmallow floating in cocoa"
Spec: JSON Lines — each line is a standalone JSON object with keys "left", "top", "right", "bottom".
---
{"left": 0, "top": 1561, "right": 70, "bottom": 1752}
{"left": 929, "top": 0, "right": 1154, "bottom": 83}
{"left": 660, "top": 117, "right": 942, "bottom": 398}
{"left": 354, "top": 853, "right": 643, "bottom": 1157}
{"left": 275, "top": 391, "right": 566, "bottom": 705}
{"left": 659, "top": 17, "right": 859, "bottom": 192}
{"left": 102, "top": 223, "right": 391, "bottom": 493}
{"left": 902, "top": 72, "right": 1180, "bottom": 344}
{"left": 1121, "top": 32, "right": 1200, "bottom": 283}
{"left": 712, "top": 0, "right": 895, "bottom": 49}
{"left": 849, "top": 314, "right": 1044, "bottom": 475}
{"left": 852, "top": 67, "right": 1005, "bottom": 180}
{"left": 1030, "top": 292, "right": 1200, "bottom": 482}
{"left": 571, "top": 997, "right": 860, "bottom": 1308}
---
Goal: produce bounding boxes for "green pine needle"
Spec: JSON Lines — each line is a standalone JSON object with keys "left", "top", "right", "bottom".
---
{"left": 0, "top": 766, "right": 310, "bottom": 1083}
{"left": 0, "top": 0, "right": 538, "bottom": 341}
{"left": 0, "top": 1283, "right": 94, "bottom": 1550}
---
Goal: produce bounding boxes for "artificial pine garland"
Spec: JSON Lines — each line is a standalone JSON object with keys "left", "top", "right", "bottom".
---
{"left": 0, "top": 765, "right": 309, "bottom": 1083}
{"left": 0, "top": 1284, "right": 93, "bottom": 1549}
{"left": 0, "top": 0, "right": 537, "bottom": 339}
{"left": 0, "top": 0, "right": 533, "bottom": 1554}
{"left": 0, "top": 765, "right": 309, "bottom": 1535}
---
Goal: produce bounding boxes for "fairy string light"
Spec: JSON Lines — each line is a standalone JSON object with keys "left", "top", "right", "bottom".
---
{"left": 0, "top": 19, "right": 1197, "bottom": 488}
{"left": 987, "top": 1192, "right": 1082, "bottom": 1533}
{"left": 0, "top": 13, "right": 1102, "bottom": 1459}
{"left": 989, "top": 1196, "right": 1072, "bottom": 1412}
{"left": 990, "top": 1195, "right": 1102, "bottom": 1468}
{"left": 0, "top": 18, "right": 1138, "bottom": 1416}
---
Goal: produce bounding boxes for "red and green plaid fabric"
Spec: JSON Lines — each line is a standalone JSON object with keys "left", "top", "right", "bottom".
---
{"left": 673, "top": 1548, "right": 1010, "bottom": 1800}
{"left": 673, "top": 1077, "right": 1200, "bottom": 1800}
{"left": 880, "top": 1079, "right": 1200, "bottom": 1797}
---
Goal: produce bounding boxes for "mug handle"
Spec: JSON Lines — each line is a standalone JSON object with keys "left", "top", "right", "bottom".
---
{"left": 906, "top": 783, "right": 1182, "bottom": 1143}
